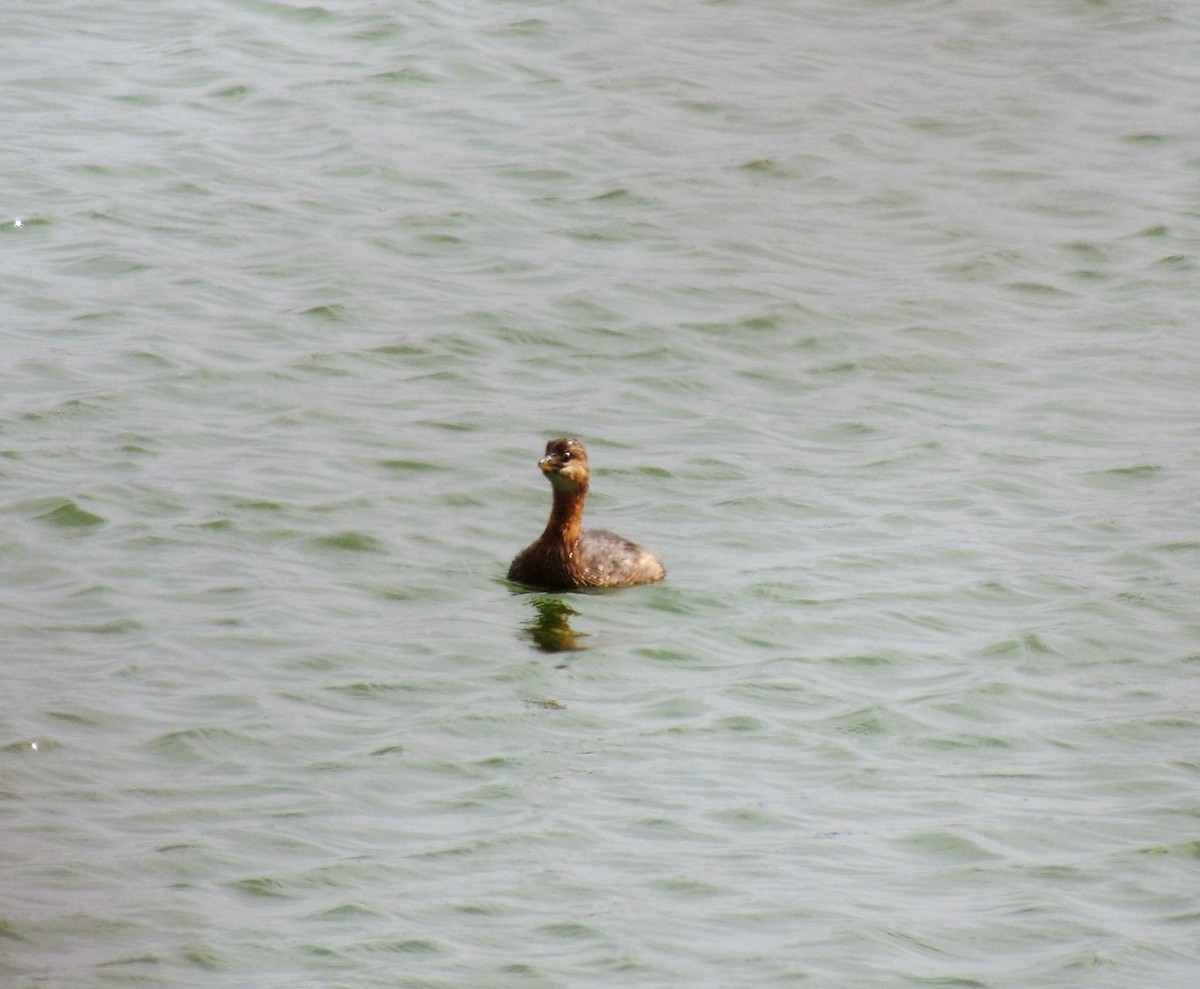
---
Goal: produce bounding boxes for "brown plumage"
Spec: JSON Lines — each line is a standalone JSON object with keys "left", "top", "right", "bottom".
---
{"left": 507, "top": 438, "right": 666, "bottom": 591}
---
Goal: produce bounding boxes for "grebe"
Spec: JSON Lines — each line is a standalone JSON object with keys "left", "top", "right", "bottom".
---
{"left": 507, "top": 438, "right": 665, "bottom": 591}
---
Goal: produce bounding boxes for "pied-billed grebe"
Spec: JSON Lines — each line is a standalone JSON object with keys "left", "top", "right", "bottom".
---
{"left": 507, "top": 438, "right": 666, "bottom": 591}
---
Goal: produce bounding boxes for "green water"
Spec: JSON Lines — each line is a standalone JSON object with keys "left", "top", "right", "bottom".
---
{"left": 3, "top": 1, "right": 1199, "bottom": 987}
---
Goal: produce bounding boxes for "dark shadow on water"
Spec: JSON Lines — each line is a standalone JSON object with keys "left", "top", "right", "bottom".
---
{"left": 521, "top": 595, "right": 589, "bottom": 653}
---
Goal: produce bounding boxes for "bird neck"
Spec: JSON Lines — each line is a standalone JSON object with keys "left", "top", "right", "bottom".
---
{"left": 544, "top": 482, "right": 587, "bottom": 547}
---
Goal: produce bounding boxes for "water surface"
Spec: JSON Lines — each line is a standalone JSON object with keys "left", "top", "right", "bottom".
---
{"left": 4, "top": 1, "right": 1200, "bottom": 987}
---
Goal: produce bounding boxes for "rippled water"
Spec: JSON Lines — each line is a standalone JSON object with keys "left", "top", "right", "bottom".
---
{"left": 4, "top": 1, "right": 1200, "bottom": 986}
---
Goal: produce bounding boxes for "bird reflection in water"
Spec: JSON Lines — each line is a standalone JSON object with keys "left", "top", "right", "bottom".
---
{"left": 522, "top": 595, "right": 589, "bottom": 653}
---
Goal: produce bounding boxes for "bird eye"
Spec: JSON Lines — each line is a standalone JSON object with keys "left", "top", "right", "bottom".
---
{"left": 561, "top": 451, "right": 572, "bottom": 461}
